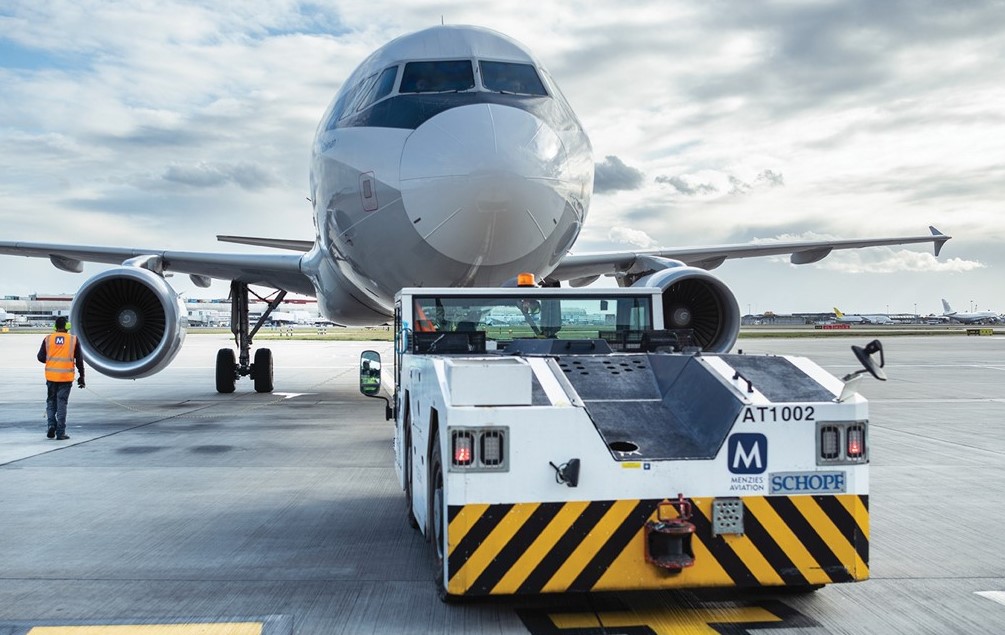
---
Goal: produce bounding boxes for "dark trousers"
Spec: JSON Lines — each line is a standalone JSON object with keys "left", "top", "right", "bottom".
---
{"left": 45, "top": 381, "right": 73, "bottom": 436}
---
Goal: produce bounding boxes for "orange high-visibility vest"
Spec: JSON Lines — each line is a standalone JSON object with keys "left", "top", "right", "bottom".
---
{"left": 44, "top": 332, "right": 77, "bottom": 382}
{"left": 414, "top": 302, "right": 436, "bottom": 332}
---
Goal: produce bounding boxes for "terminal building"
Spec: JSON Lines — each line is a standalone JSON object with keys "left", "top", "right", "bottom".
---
{"left": 0, "top": 294, "right": 322, "bottom": 327}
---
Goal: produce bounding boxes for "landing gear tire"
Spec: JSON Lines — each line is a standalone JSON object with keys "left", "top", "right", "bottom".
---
{"left": 215, "top": 348, "right": 236, "bottom": 394}
{"left": 252, "top": 348, "right": 274, "bottom": 393}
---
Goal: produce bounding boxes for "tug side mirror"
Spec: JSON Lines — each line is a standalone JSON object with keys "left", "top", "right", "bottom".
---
{"left": 851, "top": 339, "right": 886, "bottom": 381}
{"left": 359, "top": 350, "right": 382, "bottom": 396}
{"left": 838, "top": 340, "right": 887, "bottom": 402}
{"left": 359, "top": 350, "right": 393, "bottom": 420}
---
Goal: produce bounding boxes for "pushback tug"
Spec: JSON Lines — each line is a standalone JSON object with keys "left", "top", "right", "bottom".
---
{"left": 359, "top": 275, "right": 882, "bottom": 600}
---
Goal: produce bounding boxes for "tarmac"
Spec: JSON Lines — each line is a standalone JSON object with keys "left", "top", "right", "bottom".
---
{"left": 1, "top": 332, "right": 1004, "bottom": 634}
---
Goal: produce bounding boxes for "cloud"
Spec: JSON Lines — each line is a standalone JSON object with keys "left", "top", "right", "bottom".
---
{"left": 594, "top": 155, "right": 645, "bottom": 192}
{"left": 655, "top": 175, "right": 719, "bottom": 196}
{"left": 161, "top": 162, "right": 278, "bottom": 190}
{"left": 728, "top": 175, "right": 750, "bottom": 195}
{"left": 755, "top": 169, "right": 784, "bottom": 187}
{"left": 608, "top": 226, "right": 658, "bottom": 249}
{"left": 817, "top": 249, "right": 985, "bottom": 274}
{"left": 654, "top": 169, "right": 783, "bottom": 197}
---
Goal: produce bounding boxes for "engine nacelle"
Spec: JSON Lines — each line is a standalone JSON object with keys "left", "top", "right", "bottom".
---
{"left": 70, "top": 267, "right": 188, "bottom": 378}
{"left": 634, "top": 267, "right": 740, "bottom": 353}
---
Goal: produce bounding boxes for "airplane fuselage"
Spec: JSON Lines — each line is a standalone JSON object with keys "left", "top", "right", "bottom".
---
{"left": 304, "top": 26, "right": 594, "bottom": 324}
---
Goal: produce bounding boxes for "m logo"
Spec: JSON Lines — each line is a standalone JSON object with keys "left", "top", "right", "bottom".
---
{"left": 727, "top": 433, "right": 767, "bottom": 474}
{"left": 55, "top": 336, "right": 65, "bottom": 345}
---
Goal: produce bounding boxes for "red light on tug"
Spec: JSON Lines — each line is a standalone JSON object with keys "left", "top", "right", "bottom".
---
{"left": 453, "top": 433, "right": 474, "bottom": 465}
{"left": 847, "top": 425, "right": 865, "bottom": 458}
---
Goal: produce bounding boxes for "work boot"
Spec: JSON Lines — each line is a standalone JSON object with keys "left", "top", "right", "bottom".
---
{"left": 56, "top": 434, "right": 70, "bottom": 440}
{"left": 47, "top": 428, "right": 55, "bottom": 439}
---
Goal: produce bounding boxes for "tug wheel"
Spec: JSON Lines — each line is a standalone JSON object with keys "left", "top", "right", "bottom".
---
{"left": 430, "top": 431, "right": 450, "bottom": 602}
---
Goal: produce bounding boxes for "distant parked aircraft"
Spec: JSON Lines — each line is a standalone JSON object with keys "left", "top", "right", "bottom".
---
{"left": 833, "top": 307, "right": 893, "bottom": 325}
{"left": 941, "top": 299, "right": 1000, "bottom": 324}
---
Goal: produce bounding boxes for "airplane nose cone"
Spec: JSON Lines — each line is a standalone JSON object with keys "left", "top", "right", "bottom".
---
{"left": 400, "top": 103, "right": 571, "bottom": 266}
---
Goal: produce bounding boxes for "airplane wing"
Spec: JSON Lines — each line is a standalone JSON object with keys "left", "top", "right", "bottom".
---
{"left": 0, "top": 241, "right": 315, "bottom": 295}
{"left": 548, "top": 226, "right": 950, "bottom": 286}
{"left": 216, "top": 235, "right": 315, "bottom": 251}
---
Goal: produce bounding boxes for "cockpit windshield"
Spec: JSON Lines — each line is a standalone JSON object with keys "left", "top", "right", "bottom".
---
{"left": 400, "top": 60, "right": 475, "bottom": 93}
{"left": 411, "top": 294, "right": 652, "bottom": 341}
{"left": 479, "top": 61, "right": 547, "bottom": 96}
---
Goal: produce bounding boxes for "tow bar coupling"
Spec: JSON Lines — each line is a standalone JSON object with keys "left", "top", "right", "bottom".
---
{"left": 644, "top": 493, "right": 696, "bottom": 572}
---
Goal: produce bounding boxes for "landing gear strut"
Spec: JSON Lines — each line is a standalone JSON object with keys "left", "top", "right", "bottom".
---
{"left": 215, "top": 281, "right": 286, "bottom": 393}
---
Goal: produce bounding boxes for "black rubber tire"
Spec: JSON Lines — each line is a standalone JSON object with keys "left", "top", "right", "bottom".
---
{"left": 404, "top": 414, "right": 419, "bottom": 530}
{"left": 253, "top": 348, "right": 273, "bottom": 393}
{"left": 215, "top": 348, "right": 236, "bottom": 394}
{"left": 430, "top": 431, "right": 449, "bottom": 601}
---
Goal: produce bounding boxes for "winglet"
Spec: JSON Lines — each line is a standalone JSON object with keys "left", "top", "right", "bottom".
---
{"left": 929, "top": 226, "right": 950, "bottom": 257}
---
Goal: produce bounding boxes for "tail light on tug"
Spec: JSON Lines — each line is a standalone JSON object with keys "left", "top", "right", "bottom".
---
{"left": 846, "top": 424, "right": 866, "bottom": 459}
{"left": 452, "top": 431, "right": 474, "bottom": 466}
{"left": 450, "top": 427, "right": 508, "bottom": 471}
{"left": 817, "top": 421, "right": 868, "bottom": 464}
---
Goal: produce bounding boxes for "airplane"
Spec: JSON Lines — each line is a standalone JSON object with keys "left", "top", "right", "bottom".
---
{"left": 0, "top": 25, "right": 952, "bottom": 394}
{"left": 833, "top": 307, "right": 893, "bottom": 325}
{"left": 941, "top": 299, "right": 1000, "bottom": 324}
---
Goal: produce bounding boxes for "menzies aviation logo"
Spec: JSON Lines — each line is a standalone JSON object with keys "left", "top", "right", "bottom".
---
{"left": 728, "top": 433, "right": 767, "bottom": 475}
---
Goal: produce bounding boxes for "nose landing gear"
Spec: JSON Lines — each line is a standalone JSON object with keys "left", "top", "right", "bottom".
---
{"left": 215, "top": 280, "right": 285, "bottom": 393}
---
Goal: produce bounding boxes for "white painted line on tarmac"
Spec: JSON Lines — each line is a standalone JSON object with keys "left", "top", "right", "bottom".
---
{"left": 975, "top": 591, "right": 1005, "bottom": 607}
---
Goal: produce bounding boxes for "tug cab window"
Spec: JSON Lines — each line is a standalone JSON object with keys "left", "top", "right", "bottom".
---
{"left": 409, "top": 294, "right": 651, "bottom": 341}
{"left": 479, "top": 61, "right": 547, "bottom": 95}
{"left": 400, "top": 60, "right": 475, "bottom": 93}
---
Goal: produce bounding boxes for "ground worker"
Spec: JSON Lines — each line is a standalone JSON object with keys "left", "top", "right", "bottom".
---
{"left": 37, "top": 316, "right": 85, "bottom": 440}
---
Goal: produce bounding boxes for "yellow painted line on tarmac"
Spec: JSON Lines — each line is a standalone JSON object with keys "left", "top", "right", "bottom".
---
{"left": 550, "top": 605, "right": 781, "bottom": 634}
{"left": 29, "top": 623, "right": 262, "bottom": 635}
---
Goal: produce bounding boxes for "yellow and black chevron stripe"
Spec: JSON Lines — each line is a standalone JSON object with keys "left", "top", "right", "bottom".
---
{"left": 445, "top": 495, "right": 868, "bottom": 596}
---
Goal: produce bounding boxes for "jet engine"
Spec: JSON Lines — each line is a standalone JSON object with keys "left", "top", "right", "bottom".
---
{"left": 634, "top": 266, "right": 741, "bottom": 353}
{"left": 69, "top": 266, "right": 188, "bottom": 379}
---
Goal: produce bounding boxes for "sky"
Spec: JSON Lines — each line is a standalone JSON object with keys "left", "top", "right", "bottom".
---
{"left": 1, "top": 0, "right": 1002, "bottom": 316}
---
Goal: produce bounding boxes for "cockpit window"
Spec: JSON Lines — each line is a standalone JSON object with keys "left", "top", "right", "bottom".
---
{"left": 400, "top": 60, "right": 475, "bottom": 93}
{"left": 371, "top": 66, "right": 398, "bottom": 102}
{"left": 344, "top": 73, "right": 378, "bottom": 116}
{"left": 356, "top": 65, "right": 398, "bottom": 112}
{"left": 325, "top": 81, "right": 365, "bottom": 129}
{"left": 479, "top": 61, "right": 547, "bottom": 96}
